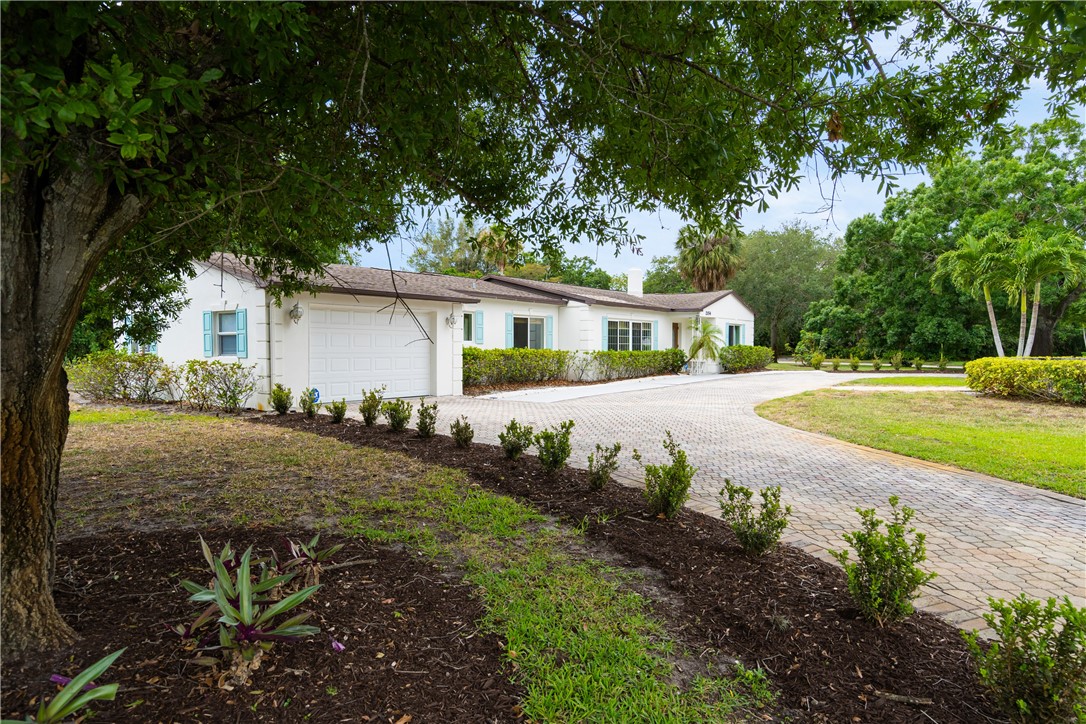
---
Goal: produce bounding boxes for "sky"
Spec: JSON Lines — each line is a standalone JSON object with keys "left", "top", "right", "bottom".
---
{"left": 354, "top": 83, "right": 1065, "bottom": 277}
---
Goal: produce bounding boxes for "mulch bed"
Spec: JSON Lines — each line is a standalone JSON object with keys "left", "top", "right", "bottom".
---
{"left": 261, "top": 413, "right": 1005, "bottom": 724}
{"left": 1, "top": 528, "right": 520, "bottom": 723}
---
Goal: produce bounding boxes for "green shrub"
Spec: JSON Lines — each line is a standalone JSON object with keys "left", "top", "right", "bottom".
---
{"left": 535, "top": 420, "right": 575, "bottom": 475}
{"left": 329, "top": 398, "right": 348, "bottom": 423}
{"left": 849, "top": 355, "right": 861, "bottom": 371}
{"left": 207, "top": 361, "right": 257, "bottom": 412}
{"left": 937, "top": 352, "right": 949, "bottom": 371}
{"left": 830, "top": 496, "right": 936, "bottom": 626}
{"left": 299, "top": 388, "right": 321, "bottom": 418}
{"left": 590, "top": 348, "right": 687, "bottom": 380}
{"left": 871, "top": 357, "right": 882, "bottom": 371}
{"left": 965, "top": 357, "right": 1086, "bottom": 405}
{"left": 463, "top": 347, "right": 571, "bottom": 386}
{"left": 7, "top": 648, "right": 126, "bottom": 724}
{"left": 498, "top": 419, "right": 535, "bottom": 461}
{"left": 587, "top": 442, "right": 622, "bottom": 491}
{"left": 719, "top": 480, "right": 791, "bottom": 556}
{"left": 67, "top": 350, "right": 174, "bottom": 403}
{"left": 359, "top": 385, "right": 385, "bottom": 426}
{"left": 450, "top": 415, "right": 474, "bottom": 448}
{"left": 178, "top": 360, "right": 213, "bottom": 410}
{"left": 381, "top": 399, "right": 412, "bottom": 431}
{"left": 831, "top": 357, "right": 841, "bottom": 371}
{"left": 890, "top": 351, "right": 905, "bottom": 371}
{"left": 809, "top": 352, "right": 826, "bottom": 370}
{"left": 634, "top": 431, "right": 696, "bottom": 518}
{"left": 913, "top": 357, "right": 925, "bottom": 371}
{"left": 964, "top": 594, "right": 1085, "bottom": 723}
{"left": 793, "top": 331, "right": 821, "bottom": 366}
{"left": 269, "top": 383, "right": 292, "bottom": 414}
{"left": 416, "top": 399, "right": 437, "bottom": 438}
{"left": 718, "top": 345, "right": 773, "bottom": 373}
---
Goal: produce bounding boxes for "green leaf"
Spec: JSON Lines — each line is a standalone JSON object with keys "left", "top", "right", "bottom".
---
{"left": 128, "top": 98, "right": 153, "bottom": 116}
{"left": 39, "top": 648, "right": 125, "bottom": 722}
{"left": 120, "top": 143, "right": 138, "bottom": 160}
{"left": 256, "top": 584, "right": 320, "bottom": 626}
{"left": 198, "top": 67, "right": 224, "bottom": 84}
{"left": 49, "top": 684, "right": 120, "bottom": 722}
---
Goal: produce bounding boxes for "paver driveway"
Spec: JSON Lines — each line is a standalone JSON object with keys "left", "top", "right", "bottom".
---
{"left": 411, "top": 371, "right": 1086, "bottom": 630}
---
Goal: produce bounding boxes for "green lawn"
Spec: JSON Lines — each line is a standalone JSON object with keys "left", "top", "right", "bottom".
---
{"left": 839, "top": 376, "right": 967, "bottom": 387}
{"left": 756, "top": 391, "right": 1086, "bottom": 498}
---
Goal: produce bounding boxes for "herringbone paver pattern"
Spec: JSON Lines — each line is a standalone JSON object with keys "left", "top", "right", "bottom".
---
{"left": 383, "top": 371, "right": 1086, "bottom": 631}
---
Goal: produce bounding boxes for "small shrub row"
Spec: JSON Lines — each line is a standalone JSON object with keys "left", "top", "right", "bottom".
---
{"left": 587, "top": 348, "right": 686, "bottom": 380}
{"left": 464, "top": 347, "right": 686, "bottom": 386}
{"left": 463, "top": 347, "right": 572, "bottom": 386}
{"left": 965, "top": 357, "right": 1086, "bottom": 405}
{"left": 67, "top": 351, "right": 258, "bottom": 412}
{"left": 718, "top": 345, "right": 773, "bottom": 373}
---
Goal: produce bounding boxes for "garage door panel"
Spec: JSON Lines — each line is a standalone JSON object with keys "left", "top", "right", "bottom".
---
{"left": 309, "top": 306, "right": 432, "bottom": 399}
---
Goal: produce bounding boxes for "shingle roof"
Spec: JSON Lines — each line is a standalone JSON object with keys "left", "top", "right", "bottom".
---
{"left": 202, "top": 254, "right": 562, "bottom": 306}
{"left": 482, "top": 275, "right": 735, "bottom": 312}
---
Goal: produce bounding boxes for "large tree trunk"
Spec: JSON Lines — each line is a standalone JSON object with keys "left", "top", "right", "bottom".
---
{"left": 1029, "top": 285, "right": 1083, "bottom": 357}
{"left": 1, "top": 155, "right": 145, "bottom": 658}
{"left": 769, "top": 319, "right": 778, "bottom": 362}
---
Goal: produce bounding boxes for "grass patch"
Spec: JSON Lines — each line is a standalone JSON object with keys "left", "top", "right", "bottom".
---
{"left": 62, "top": 407, "right": 774, "bottom": 720}
{"left": 839, "top": 376, "right": 966, "bottom": 387}
{"left": 756, "top": 391, "right": 1086, "bottom": 498}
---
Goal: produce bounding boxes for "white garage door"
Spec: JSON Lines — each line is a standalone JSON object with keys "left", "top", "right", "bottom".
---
{"left": 309, "top": 306, "right": 433, "bottom": 400}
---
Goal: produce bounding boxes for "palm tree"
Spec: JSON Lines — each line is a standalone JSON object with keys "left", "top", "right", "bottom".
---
{"left": 932, "top": 233, "right": 1009, "bottom": 357}
{"left": 688, "top": 317, "right": 724, "bottom": 362}
{"left": 476, "top": 224, "right": 522, "bottom": 275}
{"left": 676, "top": 224, "right": 741, "bottom": 292}
{"left": 1017, "top": 232, "right": 1086, "bottom": 356}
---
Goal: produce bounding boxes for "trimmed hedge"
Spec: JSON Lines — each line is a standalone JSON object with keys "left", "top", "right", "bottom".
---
{"left": 718, "top": 345, "right": 773, "bottom": 373}
{"left": 965, "top": 357, "right": 1086, "bottom": 405}
{"left": 463, "top": 347, "right": 686, "bottom": 386}
{"left": 590, "top": 349, "right": 686, "bottom": 380}
{"left": 462, "top": 347, "right": 572, "bottom": 386}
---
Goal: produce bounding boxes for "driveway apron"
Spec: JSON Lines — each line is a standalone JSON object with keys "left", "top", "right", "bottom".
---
{"left": 418, "top": 371, "right": 1086, "bottom": 631}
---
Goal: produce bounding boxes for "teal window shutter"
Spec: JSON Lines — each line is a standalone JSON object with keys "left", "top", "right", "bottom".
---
{"left": 652, "top": 321, "right": 659, "bottom": 350}
{"left": 148, "top": 341, "right": 158, "bottom": 354}
{"left": 505, "top": 313, "right": 514, "bottom": 348}
{"left": 474, "top": 311, "right": 484, "bottom": 344}
{"left": 601, "top": 316, "right": 609, "bottom": 350}
{"left": 235, "top": 309, "right": 248, "bottom": 358}
{"left": 202, "top": 311, "right": 213, "bottom": 357}
{"left": 545, "top": 315, "right": 554, "bottom": 349}
{"left": 741, "top": 324, "right": 746, "bottom": 345}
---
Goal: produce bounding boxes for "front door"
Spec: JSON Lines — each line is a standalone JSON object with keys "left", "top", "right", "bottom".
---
{"left": 672, "top": 322, "right": 681, "bottom": 349}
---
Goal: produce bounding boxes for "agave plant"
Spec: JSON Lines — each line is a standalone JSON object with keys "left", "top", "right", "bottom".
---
{"left": 2, "top": 648, "right": 126, "bottom": 724}
{"left": 277, "top": 532, "right": 344, "bottom": 588}
{"left": 177, "top": 539, "right": 320, "bottom": 687}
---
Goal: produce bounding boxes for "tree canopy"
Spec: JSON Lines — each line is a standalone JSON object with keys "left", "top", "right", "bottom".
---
{"left": 729, "top": 223, "right": 839, "bottom": 356}
{"left": 804, "top": 120, "right": 1086, "bottom": 358}
{"left": 3, "top": 0, "right": 1083, "bottom": 657}
{"left": 643, "top": 256, "right": 695, "bottom": 295}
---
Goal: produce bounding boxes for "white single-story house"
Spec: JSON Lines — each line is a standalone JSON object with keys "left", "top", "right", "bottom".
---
{"left": 153, "top": 254, "right": 755, "bottom": 408}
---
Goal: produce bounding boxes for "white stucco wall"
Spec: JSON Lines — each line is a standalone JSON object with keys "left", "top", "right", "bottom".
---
{"left": 461, "top": 298, "right": 564, "bottom": 349}
{"left": 159, "top": 266, "right": 464, "bottom": 408}
{"left": 701, "top": 294, "right": 756, "bottom": 347}
{"left": 156, "top": 263, "right": 272, "bottom": 404}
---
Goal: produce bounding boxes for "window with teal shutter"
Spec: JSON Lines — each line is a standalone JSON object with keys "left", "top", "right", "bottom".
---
{"left": 202, "top": 311, "right": 213, "bottom": 357}
{"left": 545, "top": 315, "right": 554, "bottom": 349}
{"left": 474, "top": 311, "right": 484, "bottom": 344}
{"left": 235, "top": 309, "right": 248, "bottom": 358}
{"left": 505, "top": 312, "right": 514, "bottom": 348}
